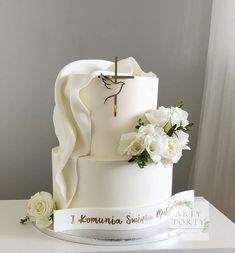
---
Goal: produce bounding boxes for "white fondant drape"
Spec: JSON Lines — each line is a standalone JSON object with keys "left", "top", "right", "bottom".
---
{"left": 53, "top": 60, "right": 112, "bottom": 208}
{"left": 53, "top": 57, "right": 155, "bottom": 208}
{"left": 189, "top": 0, "right": 235, "bottom": 221}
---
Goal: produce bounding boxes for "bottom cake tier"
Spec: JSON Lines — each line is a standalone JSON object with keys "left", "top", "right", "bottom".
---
{"left": 53, "top": 156, "right": 173, "bottom": 209}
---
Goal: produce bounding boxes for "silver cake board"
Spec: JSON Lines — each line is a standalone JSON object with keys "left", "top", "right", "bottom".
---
{"left": 34, "top": 220, "right": 183, "bottom": 246}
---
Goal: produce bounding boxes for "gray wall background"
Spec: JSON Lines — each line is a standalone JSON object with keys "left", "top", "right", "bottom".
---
{"left": 0, "top": 0, "right": 212, "bottom": 199}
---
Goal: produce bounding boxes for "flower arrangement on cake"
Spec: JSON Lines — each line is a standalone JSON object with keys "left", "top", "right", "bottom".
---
{"left": 118, "top": 101, "right": 193, "bottom": 168}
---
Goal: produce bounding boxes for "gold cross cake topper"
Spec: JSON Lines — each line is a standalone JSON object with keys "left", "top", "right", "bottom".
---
{"left": 98, "top": 56, "right": 134, "bottom": 117}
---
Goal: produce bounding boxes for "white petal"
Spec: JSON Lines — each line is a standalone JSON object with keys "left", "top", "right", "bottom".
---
{"left": 150, "top": 154, "right": 161, "bottom": 163}
{"left": 145, "top": 107, "right": 171, "bottom": 127}
{"left": 40, "top": 191, "right": 53, "bottom": 199}
{"left": 118, "top": 132, "right": 137, "bottom": 155}
{"left": 35, "top": 217, "right": 52, "bottom": 229}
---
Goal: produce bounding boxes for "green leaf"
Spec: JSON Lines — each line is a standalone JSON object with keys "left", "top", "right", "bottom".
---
{"left": 128, "top": 157, "right": 136, "bottom": 163}
{"left": 135, "top": 118, "right": 145, "bottom": 130}
{"left": 176, "top": 126, "right": 184, "bottom": 131}
{"left": 186, "top": 123, "right": 194, "bottom": 129}
{"left": 20, "top": 216, "right": 30, "bottom": 224}
{"left": 175, "top": 122, "right": 194, "bottom": 133}
{"left": 167, "top": 124, "right": 177, "bottom": 136}
{"left": 130, "top": 150, "right": 151, "bottom": 168}
{"left": 163, "top": 121, "right": 172, "bottom": 133}
{"left": 177, "top": 100, "right": 184, "bottom": 108}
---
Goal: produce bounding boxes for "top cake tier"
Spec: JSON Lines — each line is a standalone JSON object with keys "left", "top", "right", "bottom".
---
{"left": 53, "top": 57, "right": 158, "bottom": 159}
{"left": 80, "top": 75, "right": 158, "bottom": 157}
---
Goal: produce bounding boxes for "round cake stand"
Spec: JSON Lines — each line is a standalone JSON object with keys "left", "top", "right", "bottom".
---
{"left": 34, "top": 223, "right": 183, "bottom": 246}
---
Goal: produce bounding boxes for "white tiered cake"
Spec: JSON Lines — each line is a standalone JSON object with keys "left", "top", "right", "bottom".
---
{"left": 20, "top": 57, "right": 193, "bottom": 242}
{"left": 52, "top": 57, "right": 173, "bottom": 211}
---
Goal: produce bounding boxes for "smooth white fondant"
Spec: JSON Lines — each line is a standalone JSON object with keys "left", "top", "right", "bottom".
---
{"left": 53, "top": 156, "right": 173, "bottom": 209}
{"left": 80, "top": 76, "right": 158, "bottom": 157}
{"left": 52, "top": 58, "right": 158, "bottom": 207}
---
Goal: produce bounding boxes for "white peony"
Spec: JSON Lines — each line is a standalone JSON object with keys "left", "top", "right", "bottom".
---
{"left": 145, "top": 107, "right": 171, "bottom": 127}
{"left": 145, "top": 134, "right": 168, "bottom": 163}
{"left": 118, "top": 132, "right": 137, "bottom": 155}
{"left": 176, "top": 130, "right": 190, "bottom": 150}
{"left": 161, "top": 136, "right": 182, "bottom": 165}
{"left": 171, "top": 107, "right": 189, "bottom": 127}
{"left": 26, "top": 191, "right": 55, "bottom": 229}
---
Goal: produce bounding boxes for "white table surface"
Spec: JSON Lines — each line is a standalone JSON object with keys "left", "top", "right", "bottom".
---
{"left": 0, "top": 197, "right": 235, "bottom": 253}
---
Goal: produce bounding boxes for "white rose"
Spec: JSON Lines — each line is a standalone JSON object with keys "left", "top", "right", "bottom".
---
{"left": 26, "top": 191, "right": 55, "bottom": 228}
{"left": 176, "top": 130, "right": 190, "bottom": 150}
{"left": 145, "top": 107, "right": 171, "bottom": 127}
{"left": 127, "top": 138, "right": 145, "bottom": 156}
{"left": 145, "top": 135, "right": 168, "bottom": 163}
{"left": 171, "top": 107, "right": 189, "bottom": 127}
{"left": 161, "top": 136, "right": 182, "bottom": 164}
